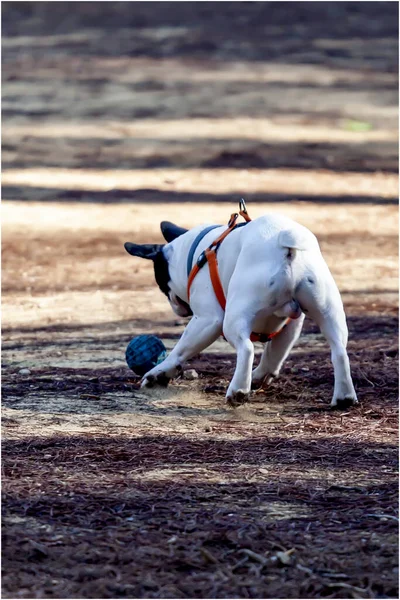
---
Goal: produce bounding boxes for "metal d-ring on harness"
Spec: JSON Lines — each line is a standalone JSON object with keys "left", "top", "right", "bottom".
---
{"left": 186, "top": 200, "right": 291, "bottom": 343}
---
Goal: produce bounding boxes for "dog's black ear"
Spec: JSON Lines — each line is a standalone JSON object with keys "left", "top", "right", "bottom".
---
{"left": 160, "top": 221, "right": 188, "bottom": 243}
{"left": 124, "top": 242, "right": 163, "bottom": 260}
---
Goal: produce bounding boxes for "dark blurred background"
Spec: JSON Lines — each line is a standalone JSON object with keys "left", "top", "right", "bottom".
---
{"left": 2, "top": 1, "right": 398, "bottom": 205}
{"left": 2, "top": 1, "right": 399, "bottom": 66}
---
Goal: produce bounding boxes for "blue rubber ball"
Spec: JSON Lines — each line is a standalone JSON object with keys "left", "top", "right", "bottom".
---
{"left": 125, "top": 335, "right": 167, "bottom": 376}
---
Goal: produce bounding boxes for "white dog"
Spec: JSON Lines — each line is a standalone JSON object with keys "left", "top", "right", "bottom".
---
{"left": 125, "top": 207, "right": 357, "bottom": 409}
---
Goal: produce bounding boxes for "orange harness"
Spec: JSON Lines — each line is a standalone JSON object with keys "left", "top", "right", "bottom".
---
{"left": 187, "top": 201, "right": 291, "bottom": 343}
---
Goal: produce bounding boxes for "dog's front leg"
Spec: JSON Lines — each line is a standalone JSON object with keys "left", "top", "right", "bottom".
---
{"left": 223, "top": 316, "right": 254, "bottom": 406}
{"left": 141, "top": 315, "right": 223, "bottom": 388}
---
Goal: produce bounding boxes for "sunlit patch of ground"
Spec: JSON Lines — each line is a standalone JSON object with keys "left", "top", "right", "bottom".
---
{"left": 2, "top": 166, "right": 398, "bottom": 198}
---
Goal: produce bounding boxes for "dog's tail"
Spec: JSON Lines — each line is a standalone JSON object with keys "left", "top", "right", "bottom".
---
{"left": 278, "top": 229, "right": 312, "bottom": 261}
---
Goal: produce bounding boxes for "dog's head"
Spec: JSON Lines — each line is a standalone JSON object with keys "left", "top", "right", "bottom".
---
{"left": 124, "top": 221, "right": 192, "bottom": 317}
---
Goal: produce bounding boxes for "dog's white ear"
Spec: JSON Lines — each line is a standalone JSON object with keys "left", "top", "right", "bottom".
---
{"left": 160, "top": 221, "right": 188, "bottom": 243}
{"left": 124, "top": 242, "right": 163, "bottom": 260}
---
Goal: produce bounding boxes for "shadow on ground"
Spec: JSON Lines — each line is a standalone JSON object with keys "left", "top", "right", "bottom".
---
{"left": 2, "top": 432, "right": 398, "bottom": 599}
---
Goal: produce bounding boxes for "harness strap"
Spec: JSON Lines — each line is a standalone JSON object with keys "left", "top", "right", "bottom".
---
{"left": 206, "top": 247, "right": 226, "bottom": 310}
{"left": 239, "top": 198, "right": 251, "bottom": 223}
{"left": 187, "top": 262, "right": 201, "bottom": 296}
{"left": 250, "top": 319, "right": 291, "bottom": 343}
{"left": 210, "top": 212, "right": 241, "bottom": 247}
{"left": 187, "top": 212, "right": 240, "bottom": 303}
{"left": 186, "top": 200, "right": 291, "bottom": 343}
{"left": 186, "top": 225, "right": 220, "bottom": 277}
{"left": 186, "top": 222, "right": 249, "bottom": 301}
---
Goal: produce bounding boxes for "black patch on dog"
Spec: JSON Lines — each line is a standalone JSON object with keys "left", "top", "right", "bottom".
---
{"left": 124, "top": 242, "right": 163, "bottom": 260}
{"left": 125, "top": 241, "right": 192, "bottom": 314}
{"left": 160, "top": 221, "right": 188, "bottom": 243}
{"left": 153, "top": 250, "right": 171, "bottom": 297}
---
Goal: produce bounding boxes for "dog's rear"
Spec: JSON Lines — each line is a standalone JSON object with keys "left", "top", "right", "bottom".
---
{"left": 220, "top": 215, "right": 356, "bottom": 406}
{"left": 219, "top": 215, "right": 318, "bottom": 315}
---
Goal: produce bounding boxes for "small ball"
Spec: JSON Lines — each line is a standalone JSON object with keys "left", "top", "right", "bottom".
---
{"left": 125, "top": 335, "right": 167, "bottom": 377}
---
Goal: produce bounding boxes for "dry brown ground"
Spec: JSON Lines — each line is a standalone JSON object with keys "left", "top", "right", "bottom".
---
{"left": 2, "top": 3, "right": 399, "bottom": 599}
{"left": 2, "top": 201, "right": 398, "bottom": 600}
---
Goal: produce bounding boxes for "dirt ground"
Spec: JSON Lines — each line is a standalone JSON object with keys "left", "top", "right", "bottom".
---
{"left": 2, "top": 3, "right": 399, "bottom": 599}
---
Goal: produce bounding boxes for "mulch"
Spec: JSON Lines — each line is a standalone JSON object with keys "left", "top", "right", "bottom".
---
{"left": 2, "top": 338, "right": 398, "bottom": 599}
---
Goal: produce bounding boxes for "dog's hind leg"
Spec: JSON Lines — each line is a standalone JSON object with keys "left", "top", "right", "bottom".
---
{"left": 141, "top": 314, "right": 223, "bottom": 388}
{"left": 296, "top": 270, "right": 357, "bottom": 408}
{"left": 251, "top": 314, "right": 305, "bottom": 389}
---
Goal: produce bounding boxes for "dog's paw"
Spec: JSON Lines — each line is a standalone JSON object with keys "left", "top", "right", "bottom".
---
{"left": 141, "top": 372, "right": 170, "bottom": 389}
{"left": 226, "top": 390, "right": 250, "bottom": 407}
{"left": 251, "top": 378, "right": 263, "bottom": 391}
{"left": 251, "top": 373, "right": 276, "bottom": 390}
{"left": 330, "top": 395, "right": 358, "bottom": 410}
